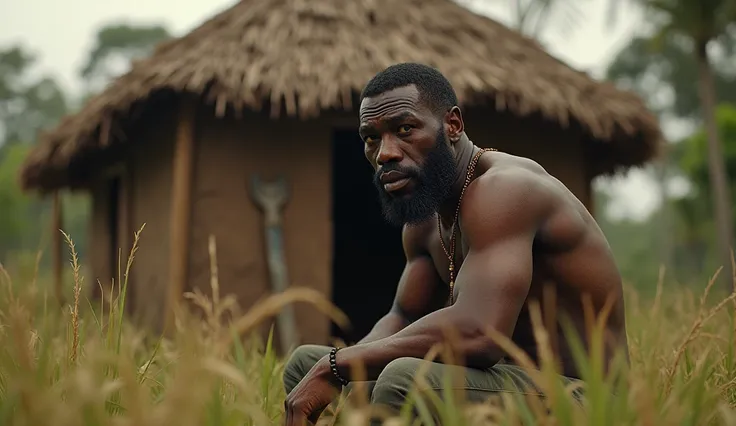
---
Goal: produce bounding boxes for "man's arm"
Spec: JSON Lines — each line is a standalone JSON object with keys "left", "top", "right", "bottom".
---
{"left": 356, "top": 223, "right": 447, "bottom": 345}
{"left": 329, "top": 171, "right": 548, "bottom": 380}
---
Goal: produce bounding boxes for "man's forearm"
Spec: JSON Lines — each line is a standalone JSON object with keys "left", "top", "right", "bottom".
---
{"left": 356, "top": 311, "right": 409, "bottom": 345}
{"left": 332, "top": 307, "right": 504, "bottom": 382}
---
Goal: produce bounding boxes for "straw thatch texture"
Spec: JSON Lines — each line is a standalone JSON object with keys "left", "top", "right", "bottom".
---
{"left": 19, "top": 0, "right": 662, "bottom": 191}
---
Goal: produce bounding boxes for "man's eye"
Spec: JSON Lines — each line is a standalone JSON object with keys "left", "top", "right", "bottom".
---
{"left": 398, "top": 125, "right": 412, "bottom": 134}
{"left": 364, "top": 135, "right": 379, "bottom": 144}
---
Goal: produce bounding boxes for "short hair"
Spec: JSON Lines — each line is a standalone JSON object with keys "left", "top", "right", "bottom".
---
{"left": 359, "top": 63, "right": 458, "bottom": 116}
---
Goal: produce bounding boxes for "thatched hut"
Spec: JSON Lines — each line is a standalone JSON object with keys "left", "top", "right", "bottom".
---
{"left": 19, "top": 0, "right": 661, "bottom": 349}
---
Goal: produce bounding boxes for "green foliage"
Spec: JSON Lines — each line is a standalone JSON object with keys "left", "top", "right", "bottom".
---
{"left": 0, "top": 43, "right": 81, "bottom": 267}
{"left": 0, "top": 46, "right": 68, "bottom": 146}
{"left": 664, "top": 104, "right": 736, "bottom": 274}
{"left": 595, "top": 104, "right": 736, "bottom": 288}
{"left": 0, "top": 20, "right": 171, "bottom": 270}
{"left": 606, "top": 33, "right": 736, "bottom": 118}
{"left": 0, "top": 142, "right": 90, "bottom": 269}
{"left": 634, "top": 0, "right": 736, "bottom": 45}
{"left": 678, "top": 103, "right": 736, "bottom": 197}
{"left": 0, "top": 144, "right": 47, "bottom": 256}
{"left": 602, "top": 0, "right": 736, "bottom": 290}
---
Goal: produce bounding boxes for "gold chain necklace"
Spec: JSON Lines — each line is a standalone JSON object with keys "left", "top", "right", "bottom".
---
{"left": 438, "top": 147, "right": 495, "bottom": 305}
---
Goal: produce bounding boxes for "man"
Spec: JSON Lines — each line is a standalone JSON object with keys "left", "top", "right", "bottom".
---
{"left": 282, "top": 63, "right": 628, "bottom": 425}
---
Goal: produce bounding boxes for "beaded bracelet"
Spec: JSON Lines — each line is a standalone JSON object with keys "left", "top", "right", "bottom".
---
{"left": 329, "top": 347, "right": 349, "bottom": 386}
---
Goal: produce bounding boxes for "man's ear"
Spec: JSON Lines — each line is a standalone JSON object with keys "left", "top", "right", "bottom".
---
{"left": 445, "top": 106, "right": 464, "bottom": 143}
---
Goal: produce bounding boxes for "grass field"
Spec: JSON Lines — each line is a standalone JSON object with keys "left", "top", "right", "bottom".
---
{"left": 1, "top": 229, "right": 736, "bottom": 425}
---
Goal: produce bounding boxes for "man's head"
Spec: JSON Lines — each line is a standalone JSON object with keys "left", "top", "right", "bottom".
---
{"left": 358, "top": 63, "right": 464, "bottom": 227}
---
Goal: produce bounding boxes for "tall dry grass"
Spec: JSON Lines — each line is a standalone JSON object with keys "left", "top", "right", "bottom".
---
{"left": 0, "top": 228, "right": 735, "bottom": 425}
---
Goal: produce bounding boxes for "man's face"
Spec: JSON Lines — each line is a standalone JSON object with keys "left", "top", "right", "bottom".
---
{"left": 358, "top": 85, "right": 458, "bottom": 227}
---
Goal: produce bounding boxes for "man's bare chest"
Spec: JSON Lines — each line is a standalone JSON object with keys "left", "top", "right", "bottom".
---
{"left": 429, "top": 228, "right": 470, "bottom": 286}
{"left": 427, "top": 226, "right": 549, "bottom": 296}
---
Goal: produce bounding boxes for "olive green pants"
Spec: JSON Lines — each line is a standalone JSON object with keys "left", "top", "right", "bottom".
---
{"left": 283, "top": 344, "right": 582, "bottom": 422}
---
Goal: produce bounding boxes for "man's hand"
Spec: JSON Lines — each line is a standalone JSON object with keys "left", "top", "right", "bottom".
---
{"left": 284, "top": 356, "right": 342, "bottom": 426}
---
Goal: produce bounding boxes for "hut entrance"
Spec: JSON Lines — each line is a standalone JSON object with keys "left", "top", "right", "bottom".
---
{"left": 330, "top": 129, "right": 405, "bottom": 343}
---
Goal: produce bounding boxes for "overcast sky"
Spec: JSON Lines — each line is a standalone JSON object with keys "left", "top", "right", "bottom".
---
{"left": 0, "top": 0, "right": 667, "bottom": 220}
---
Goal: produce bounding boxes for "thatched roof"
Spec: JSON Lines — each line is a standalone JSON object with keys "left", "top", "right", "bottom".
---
{"left": 19, "top": 0, "right": 662, "bottom": 192}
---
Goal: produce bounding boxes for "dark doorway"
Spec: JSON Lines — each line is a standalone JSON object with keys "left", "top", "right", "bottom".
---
{"left": 92, "top": 176, "right": 121, "bottom": 303}
{"left": 330, "top": 129, "right": 406, "bottom": 343}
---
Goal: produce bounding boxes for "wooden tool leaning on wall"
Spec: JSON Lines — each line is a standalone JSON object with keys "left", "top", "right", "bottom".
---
{"left": 250, "top": 174, "right": 300, "bottom": 352}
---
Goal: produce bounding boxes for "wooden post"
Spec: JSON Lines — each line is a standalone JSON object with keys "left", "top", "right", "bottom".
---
{"left": 52, "top": 190, "right": 63, "bottom": 304}
{"left": 164, "top": 98, "right": 196, "bottom": 333}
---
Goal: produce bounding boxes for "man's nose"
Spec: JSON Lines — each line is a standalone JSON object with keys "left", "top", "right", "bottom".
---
{"left": 376, "top": 137, "right": 403, "bottom": 166}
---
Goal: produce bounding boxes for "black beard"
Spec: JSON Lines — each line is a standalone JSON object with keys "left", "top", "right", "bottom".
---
{"left": 373, "top": 130, "right": 458, "bottom": 227}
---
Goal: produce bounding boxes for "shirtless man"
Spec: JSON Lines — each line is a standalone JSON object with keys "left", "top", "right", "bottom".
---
{"left": 282, "top": 63, "right": 629, "bottom": 425}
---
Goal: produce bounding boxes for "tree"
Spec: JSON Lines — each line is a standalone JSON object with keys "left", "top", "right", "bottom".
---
{"left": 0, "top": 22, "right": 171, "bottom": 266}
{"left": 0, "top": 46, "right": 68, "bottom": 147}
{"left": 607, "top": 31, "right": 736, "bottom": 120}
{"left": 0, "top": 45, "right": 72, "bottom": 263}
{"left": 79, "top": 22, "right": 172, "bottom": 93}
{"left": 661, "top": 104, "right": 736, "bottom": 283}
{"left": 608, "top": 0, "right": 736, "bottom": 289}
{"left": 457, "top": 0, "right": 590, "bottom": 40}
{"left": 506, "top": 0, "right": 587, "bottom": 38}
{"left": 677, "top": 105, "right": 736, "bottom": 220}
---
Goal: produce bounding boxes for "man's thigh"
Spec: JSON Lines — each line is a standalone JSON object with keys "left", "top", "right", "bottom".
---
{"left": 282, "top": 344, "right": 332, "bottom": 394}
{"left": 283, "top": 344, "right": 379, "bottom": 397}
{"left": 373, "top": 358, "right": 550, "bottom": 408}
{"left": 368, "top": 358, "right": 583, "bottom": 425}
{"left": 407, "top": 361, "right": 584, "bottom": 413}
{"left": 434, "top": 362, "right": 546, "bottom": 403}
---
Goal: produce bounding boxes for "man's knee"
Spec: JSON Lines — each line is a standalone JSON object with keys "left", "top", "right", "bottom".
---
{"left": 371, "top": 357, "right": 422, "bottom": 410}
{"left": 283, "top": 344, "right": 331, "bottom": 394}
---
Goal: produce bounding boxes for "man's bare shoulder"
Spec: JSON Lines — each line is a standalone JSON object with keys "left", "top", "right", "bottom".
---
{"left": 469, "top": 151, "right": 601, "bottom": 252}
{"left": 461, "top": 155, "right": 555, "bottom": 241}
{"left": 400, "top": 219, "right": 435, "bottom": 258}
{"left": 481, "top": 151, "right": 554, "bottom": 184}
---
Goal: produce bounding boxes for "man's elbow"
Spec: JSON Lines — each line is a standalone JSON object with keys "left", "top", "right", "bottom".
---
{"left": 463, "top": 338, "right": 506, "bottom": 369}
{"left": 453, "top": 317, "right": 507, "bottom": 369}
